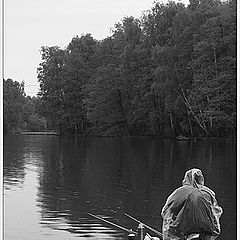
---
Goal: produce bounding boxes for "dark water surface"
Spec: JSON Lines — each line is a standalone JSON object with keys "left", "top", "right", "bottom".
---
{"left": 4, "top": 135, "right": 236, "bottom": 240}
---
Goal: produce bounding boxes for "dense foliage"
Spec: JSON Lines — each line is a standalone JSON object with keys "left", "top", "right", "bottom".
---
{"left": 3, "top": 79, "right": 46, "bottom": 133}
{"left": 37, "top": 0, "right": 236, "bottom": 137}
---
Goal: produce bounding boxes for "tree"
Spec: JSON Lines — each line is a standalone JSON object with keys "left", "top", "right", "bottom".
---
{"left": 37, "top": 46, "right": 67, "bottom": 132}
{"left": 22, "top": 96, "right": 47, "bottom": 131}
{"left": 86, "top": 30, "right": 129, "bottom": 136}
{"left": 188, "top": 0, "right": 236, "bottom": 136}
{"left": 35, "top": 0, "right": 236, "bottom": 138}
{"left": 3, "top": 79, "right": 25, "bottom": 133}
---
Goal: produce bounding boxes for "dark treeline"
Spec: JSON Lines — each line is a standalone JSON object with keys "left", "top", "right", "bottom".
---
{"left": 7, "top": 0, "right": 237, "bottom": 137}
{"left": 3, "top": 79, "right": 46, "bottom": 133}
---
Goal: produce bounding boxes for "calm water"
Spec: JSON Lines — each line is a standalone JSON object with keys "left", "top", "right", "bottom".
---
{"left": 3, "top": 135, "right": 236, "bottom": 240}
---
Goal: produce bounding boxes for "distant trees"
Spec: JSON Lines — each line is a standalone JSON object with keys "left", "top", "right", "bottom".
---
{"left": 4, "top": 79, "right": 25, "bottom": 133}
{"left": 3, "top": 79, "right": 46, "bottom": 133}
{"left": 22, "top": 96, "right": 47, "bottom": 131}
{"left": 36, "top": 0, "right": 236, "bottom": 137}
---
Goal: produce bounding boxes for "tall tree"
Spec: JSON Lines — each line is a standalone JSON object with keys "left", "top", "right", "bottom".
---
{"left": 37, "top": 46, "right": 66, "bottom": 132}
{"left": 36, "top": 0, "right": 236, "bottom": 137}
{"left": 189, "top": 0, "right": 236, "bottom": 136}
{"left": 64, "top": 34, "right": 98, "bottom": 134}
{"left": 37, "top": 34, "right": 98, "bottom": 134}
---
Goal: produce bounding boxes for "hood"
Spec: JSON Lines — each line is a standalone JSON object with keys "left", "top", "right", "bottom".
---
{"left": 182, "top": 168, "right": 204, "bottom": 189}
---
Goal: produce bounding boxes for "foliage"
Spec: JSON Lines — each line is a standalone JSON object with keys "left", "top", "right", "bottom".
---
{"left": 3, "top": 79, "right": 25, "bottom": 133}
{"left": 36, "top": 0, "right": 236, "bottom": 137}
{"left": 3, "top": 79, "right": 47, "bottom": 133}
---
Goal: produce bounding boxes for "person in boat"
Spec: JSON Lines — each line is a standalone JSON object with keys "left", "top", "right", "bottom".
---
{"left": 161, "top": 168, "right": 223, "bottom": 240}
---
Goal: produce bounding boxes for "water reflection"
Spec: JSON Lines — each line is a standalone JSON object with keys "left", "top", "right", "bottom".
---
{"left": 4, "top": 136, "right": 26, "bottom": 189}
{"left": 4, "top": 136, "right": 236, "bottom": 240}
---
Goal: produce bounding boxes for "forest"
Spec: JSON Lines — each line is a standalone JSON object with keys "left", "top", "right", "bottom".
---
{"left": 4, "top": 0, "right": 236, "bottom": 138}
{"left": 3, "top": 79, "right": 47, "bottom": 133}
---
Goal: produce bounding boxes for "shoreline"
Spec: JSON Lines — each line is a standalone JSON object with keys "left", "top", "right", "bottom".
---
{"left": 4, "top": 131, "right": 235, "bottom": 141}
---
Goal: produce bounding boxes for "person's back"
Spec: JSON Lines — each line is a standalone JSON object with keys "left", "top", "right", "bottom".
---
{"left": 161, "top": 169, "right": 223, "bottom": 240}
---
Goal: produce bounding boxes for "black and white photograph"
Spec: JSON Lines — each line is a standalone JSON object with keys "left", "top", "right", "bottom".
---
{"left": 3, "top": 0, "right": 237, "bottom": 239}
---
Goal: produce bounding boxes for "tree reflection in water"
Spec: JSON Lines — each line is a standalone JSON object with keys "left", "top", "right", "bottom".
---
{"left": 4, "top": 135, "right": 236, "bottom": 240}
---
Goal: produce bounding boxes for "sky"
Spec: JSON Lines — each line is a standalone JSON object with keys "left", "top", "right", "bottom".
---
{"left": 4, "top": 0, "right": 189, "bottom": 96}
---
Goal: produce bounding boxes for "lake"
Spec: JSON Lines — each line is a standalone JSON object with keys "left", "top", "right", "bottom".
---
{"left": 3, "top": 135, "right": 236, "bottom": 240}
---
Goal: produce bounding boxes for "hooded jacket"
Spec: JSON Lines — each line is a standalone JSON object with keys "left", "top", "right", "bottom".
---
{"left": 161, "top": 169, "right": 223, "bottom": 240}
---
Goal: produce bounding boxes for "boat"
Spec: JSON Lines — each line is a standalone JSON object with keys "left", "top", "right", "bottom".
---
{"left": 176, "top": 135, "right": 190, "bottom": 141}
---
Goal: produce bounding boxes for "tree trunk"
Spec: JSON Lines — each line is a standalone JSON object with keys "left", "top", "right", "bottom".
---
{"left": 210, "top": 116, "right": 213, "bottom": 134}
{"left": 173, "top": 64, "right": 209, "bottom": 136}
{"left": 169, "top": 113, "right": 175, "bottom": 134}
{"left": 187, "top": 111, "right": 194, "bottom": 137}
{"left": 59, "top": 122, "right": 62, "bottom": 134}
{"left": 212, "top": 42, "right": 218, "bottom": 75}
{"left": 75, "top": 123, "right": 78, "bottom": 135}
{"left": 152, "top": 94, "right": 162, "bottom": 136}
{"left": 117, "top": 89, "right": 130, "bottom": 136}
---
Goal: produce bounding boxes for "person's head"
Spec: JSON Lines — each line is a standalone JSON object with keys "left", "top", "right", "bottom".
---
{"left": 182, "top": 168, "right": 204, "bottom": 188}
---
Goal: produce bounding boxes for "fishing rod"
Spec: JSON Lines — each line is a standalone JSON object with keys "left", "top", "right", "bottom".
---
{"left": 88, "top": 213, "right": 137, "bottom": 235}
{"left": 124, "top": 213, "right": 163, "bottom": 238}
{"left": 124, "top": 213, "right": 180, "bottom": 239}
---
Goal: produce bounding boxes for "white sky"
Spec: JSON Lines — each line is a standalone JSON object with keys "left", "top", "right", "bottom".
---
{"left": 4, "top": 0, "right": 189, "bottom": 96}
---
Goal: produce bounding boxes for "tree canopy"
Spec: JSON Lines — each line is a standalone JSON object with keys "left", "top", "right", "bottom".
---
{"left": 34, "top": 0, "right": 236, "bottom": 137}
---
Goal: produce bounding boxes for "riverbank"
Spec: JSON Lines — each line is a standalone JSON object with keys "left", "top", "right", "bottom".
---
{"left": 4, "top": 129, "right": 235, "bottom": 141}
{"left": 20, "top": 130, "right": 59, "bottom": 135}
